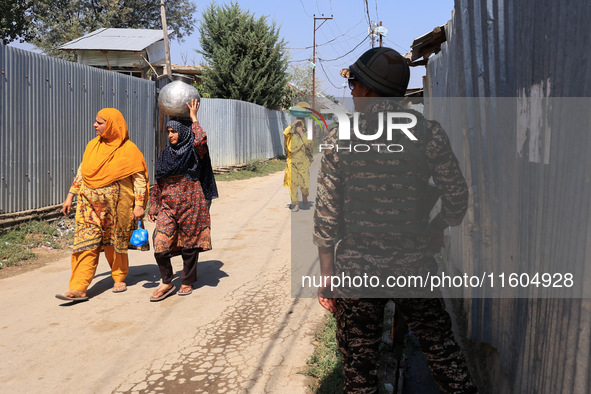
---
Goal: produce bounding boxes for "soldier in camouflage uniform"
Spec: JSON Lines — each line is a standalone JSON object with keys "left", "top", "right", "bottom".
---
{"left": 313, "top": 47, "right": 477, "bottom": 393}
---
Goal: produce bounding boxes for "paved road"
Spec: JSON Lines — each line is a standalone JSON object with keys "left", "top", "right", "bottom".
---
{"left": 0, "top": 171, "right": 326, "bottom": 393}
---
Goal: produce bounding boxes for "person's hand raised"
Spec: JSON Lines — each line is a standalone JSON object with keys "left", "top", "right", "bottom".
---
{"left": 187, "top": 99, "right": 200, "bottom": 123}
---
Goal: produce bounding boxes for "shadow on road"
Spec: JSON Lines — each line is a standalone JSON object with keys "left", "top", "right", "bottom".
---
{"left": 194, "top": 259, "right": 228, "bottom": 289}
{"left": 62, "top": 259, "right": 229, "bottom": 305}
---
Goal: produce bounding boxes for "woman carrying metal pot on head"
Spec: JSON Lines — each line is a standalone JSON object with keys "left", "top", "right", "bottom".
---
{"left": 147, "top": 99, "right": 215, "bottom": 301}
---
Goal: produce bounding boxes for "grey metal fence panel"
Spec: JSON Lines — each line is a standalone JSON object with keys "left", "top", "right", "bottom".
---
{"left": 1, "top": 43, "right": 289, "bottom": 215}
{"left": 194, "top": 98, "right": 289, "bottom": 168}
{"left": 0, "top": 43, "right": 156, "bottom": 214}
{"left": 424, "top": 1, "right": 591, "bottom": 392}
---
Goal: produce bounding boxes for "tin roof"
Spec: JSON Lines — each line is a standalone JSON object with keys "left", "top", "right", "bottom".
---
{"left": 59, "top": 28, "right": 174, "bottom": 52}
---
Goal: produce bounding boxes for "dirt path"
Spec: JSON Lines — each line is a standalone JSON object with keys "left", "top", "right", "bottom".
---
{"left": 0, "top": 171, "right": 326, "bottom": 393}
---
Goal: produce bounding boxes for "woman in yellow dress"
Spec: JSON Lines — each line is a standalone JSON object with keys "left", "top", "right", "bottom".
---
{"left": 56, "top": 108, "right": 149, "bottom": 302}
{"left": 283, "top": 112, "right": 313, "bottom": 212}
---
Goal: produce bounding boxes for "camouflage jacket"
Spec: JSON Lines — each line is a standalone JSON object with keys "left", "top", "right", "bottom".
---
{"left": 313, "top": 99, "right": 468, "bottom": 250}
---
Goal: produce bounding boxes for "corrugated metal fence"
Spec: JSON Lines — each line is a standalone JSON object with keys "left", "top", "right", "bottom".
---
{"left": 0, "top": 43, "right": 289, "bottom": 216}
{"left": 424, "top": 1, "right": 591, "bottom": 393}
{"left": 194, "top": 98, "right": 288, "bottom": 168}
{"left": 0, "top": 43, "right": 157, "bottom": 215}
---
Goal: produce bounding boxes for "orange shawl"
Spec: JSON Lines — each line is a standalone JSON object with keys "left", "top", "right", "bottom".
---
{"left": 81, "top": 108, "right": 149, "bottom": 190}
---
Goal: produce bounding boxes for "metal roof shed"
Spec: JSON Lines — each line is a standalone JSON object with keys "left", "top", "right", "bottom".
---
{"left": 59, "top": 28, "right": 174, "bottom": 78}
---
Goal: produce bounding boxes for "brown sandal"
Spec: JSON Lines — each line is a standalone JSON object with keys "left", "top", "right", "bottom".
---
{"left": 113, "top": 282, "right": 127, "bottom": 293}
{"left": 56, "top": 290, "right": 88, "bottom": 302}
{"left": 150, "top": 285, "right": 175, "bottom": 302}
{"left": 178, "top": 285, "right": 193, "bottom": 296}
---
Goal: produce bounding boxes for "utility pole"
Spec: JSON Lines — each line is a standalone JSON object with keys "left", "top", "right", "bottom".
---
{"left": 160, "top": 0, "right": 172, "bottom": 79}
{"left": 370, "top": 21, "right": 386, "bottom": 48}
{"left": 312, "top": 14, "right": 333, "bottom": 112}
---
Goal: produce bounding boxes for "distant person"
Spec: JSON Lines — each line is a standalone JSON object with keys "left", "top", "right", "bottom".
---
{"left": 283, "top": 102, "right": 314, "bottom": 212}
{"left": 57, "top": 108, "right": 149, "bottom": 302}
{"left": 148, "top": 99, "right": 214, "bottom": 301}
{"left": 313, "top": 47, "right": 477, "bottom": 393}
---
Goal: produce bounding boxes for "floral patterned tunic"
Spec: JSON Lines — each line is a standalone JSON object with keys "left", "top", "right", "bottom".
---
{"left": 149, "top": 121, "right": 212, "bottom": 254}
{"left": 69, "top": 168, "right": 147, "bottom": 253}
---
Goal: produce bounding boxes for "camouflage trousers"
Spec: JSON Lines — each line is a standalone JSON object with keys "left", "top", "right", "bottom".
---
{"left": 335, "top": 297, "right": 477, "bottom": 394}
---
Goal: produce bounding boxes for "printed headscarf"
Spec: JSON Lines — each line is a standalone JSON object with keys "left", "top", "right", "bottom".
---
{"left": 155, "top": 119, "right": 199, "bottom": 180}
{"left": 81, "top": 108, "right": 148, "bottom": 190}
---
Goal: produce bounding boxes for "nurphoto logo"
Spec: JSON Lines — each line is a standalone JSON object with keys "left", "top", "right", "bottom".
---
{"left": 318, "top": 108, "right": 418, "bottom": 153}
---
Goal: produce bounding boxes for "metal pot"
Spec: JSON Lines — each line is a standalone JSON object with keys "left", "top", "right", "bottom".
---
{"left": 158, "top": 74, "right": 201, "bottom": 118}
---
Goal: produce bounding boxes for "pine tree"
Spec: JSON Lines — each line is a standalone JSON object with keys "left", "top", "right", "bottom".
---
{"left": 198, "top": 2, "right": 289, "bottom": 109}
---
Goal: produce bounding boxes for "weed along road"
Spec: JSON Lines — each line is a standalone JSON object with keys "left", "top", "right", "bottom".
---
{"left": 0, "top": 171, "right": 326, "bottom": 393}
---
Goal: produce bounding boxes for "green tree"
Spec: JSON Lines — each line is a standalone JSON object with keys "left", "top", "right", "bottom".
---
{"left": 1, "top": 0, "right": 34, "bottom": 44}
{"left": 198, "top": 1, "right": 289, "bottom": 109}
{"left": 288, "top": 62, "right": 324, "bottom": 98}
{"left": 28, "top": 0, "right": 197, "bottom": 57}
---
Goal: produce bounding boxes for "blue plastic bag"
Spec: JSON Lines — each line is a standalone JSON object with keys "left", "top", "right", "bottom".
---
{"left": 130, "top": 221, "right": 149, "bottom": 247}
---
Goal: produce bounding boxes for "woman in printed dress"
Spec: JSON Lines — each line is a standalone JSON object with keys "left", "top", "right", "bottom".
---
{"left": 148, "top": 99, "right": 212, "bottom": 301}
{"left": 57, "top": 108, "right": 149, "bottom": 302}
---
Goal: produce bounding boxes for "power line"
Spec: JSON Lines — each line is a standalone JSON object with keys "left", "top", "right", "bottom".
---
{"left": 318, "top": 35, "right": 370, "bottom": 62}
{"left": 383, "top": 37, "right": 409, "bottom": 53}
{"left": 287, "top": 33, "right": 350, "bottom": 50}
{"left": 298, "top": 0, "right": 312, "bottom": 17}
{"left": 375, "top": 0, "right": 380, "bottom": 21}
{"left": 318, "top": 59, "right": 342, "bottom": 90}
{"left": 364, "top": 0, "right": 372, "bottom": 25}
{"left": 325, "top": 23, "right": 350, "bottom": 57}
{"left": 313, "top": 18, "right": 367, "bottom": 67}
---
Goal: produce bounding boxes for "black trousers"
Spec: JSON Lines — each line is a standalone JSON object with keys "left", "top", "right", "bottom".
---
{"left": 154, "top": 248, "right": 200, "bottom": 286}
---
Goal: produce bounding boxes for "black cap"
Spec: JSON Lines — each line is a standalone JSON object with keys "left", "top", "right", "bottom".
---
{"left": 349, "top": 47, "right": 410, "bottom": 97}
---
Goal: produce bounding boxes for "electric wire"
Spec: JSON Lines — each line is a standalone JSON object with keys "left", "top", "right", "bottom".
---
{"left": 383, "top": 37, "right": 410, "bottom": 53}
{"left": 298, "top": 0, "right": 312, "bottom": 17}
{"left": 318, "top": 34, "right": 370, "bottom": 62}
{"left": 375, "top": 0, "right": 379, "bottom": 21}
{"left": 363, "top": 0, "right": 372, "bottom": 25}
{"left": 287, "top": 32, "right": 351, "bottom": 50}
{"left": 318, "top": 59, "right": 342, "bottom": 90}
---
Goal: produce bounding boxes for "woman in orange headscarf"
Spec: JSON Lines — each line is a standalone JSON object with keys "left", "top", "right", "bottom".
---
{"left": 56, "top": 108, "right": 149, "bottom": 302}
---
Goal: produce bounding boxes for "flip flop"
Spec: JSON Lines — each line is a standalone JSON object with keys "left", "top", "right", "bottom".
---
{"left": 55, "top": 294, "right": 89, "bottom": 302}
{"left": 150, "top": 286, "right": 175, "bottom": 302}
{"left": 178, "top": 287, "right": 193, "bottom": 296}
{"left": 112, "top": 283, "right": 127, "bottom": 293}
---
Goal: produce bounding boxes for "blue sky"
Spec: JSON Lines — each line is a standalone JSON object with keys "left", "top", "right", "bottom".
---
{"left": 9, "top": 0, "right": 454, "bottom": 97}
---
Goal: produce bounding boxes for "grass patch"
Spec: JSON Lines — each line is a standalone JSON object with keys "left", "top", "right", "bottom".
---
{"left": 303, "top": 313, "right": 344, "bottom": 393}
{"left": 0, "top": 218, "right": 74, "bottom": 268}
{"left": 216, "top": 158, "right": 286, "bottom": 181}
